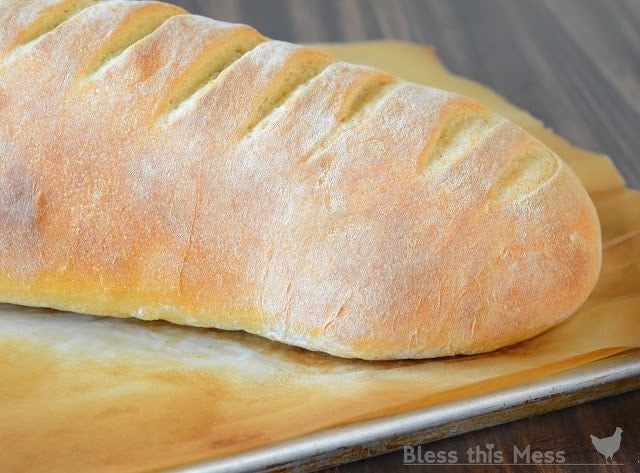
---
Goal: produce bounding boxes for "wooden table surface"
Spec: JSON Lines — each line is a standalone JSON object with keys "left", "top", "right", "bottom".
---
{"left": 172, "top": 1, "right": 640, "bottom": 471}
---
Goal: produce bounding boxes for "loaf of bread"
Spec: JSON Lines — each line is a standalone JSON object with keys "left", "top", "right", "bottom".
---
{"left": 0, "top": 0, "right": 601, "bottom": 359}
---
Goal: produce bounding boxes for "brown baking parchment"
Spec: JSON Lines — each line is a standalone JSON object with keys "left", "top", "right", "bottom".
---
{"left": 1, "top": 41, "right": 638, "bottom": 473}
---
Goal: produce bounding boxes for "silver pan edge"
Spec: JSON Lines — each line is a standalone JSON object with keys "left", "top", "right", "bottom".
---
{"left": 170, "top": 349, "right": 640, "bottom": 473}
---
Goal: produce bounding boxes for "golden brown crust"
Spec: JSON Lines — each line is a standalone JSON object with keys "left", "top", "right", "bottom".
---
{"left": 0, "top": 0, "right": 601, "bottom": 359}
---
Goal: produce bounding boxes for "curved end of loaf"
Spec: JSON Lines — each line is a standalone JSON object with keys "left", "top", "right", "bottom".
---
{"left": 403, "top": 159, "right": 600, "bottom": 360}
{"left": 292, "top": 126, "right": 602, "bottom": 361}
{"left": 457, "top": 154, "right": 602, "bottom": 356}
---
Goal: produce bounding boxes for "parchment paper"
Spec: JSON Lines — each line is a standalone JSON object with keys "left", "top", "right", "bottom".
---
{"left": 1, "top": 41, "right": 638, "bottom": 473}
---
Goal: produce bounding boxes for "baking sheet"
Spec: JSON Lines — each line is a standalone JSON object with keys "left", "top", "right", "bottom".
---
{"left": 1, "top": 41, "right": 639, "bottom": 473}
{"left": 176, "top": 349, "right": 640, "bottom": 473}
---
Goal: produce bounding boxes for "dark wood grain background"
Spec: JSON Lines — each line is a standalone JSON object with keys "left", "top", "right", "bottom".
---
{"left": 171, "top": 1, "right": 640, "bottom": 471}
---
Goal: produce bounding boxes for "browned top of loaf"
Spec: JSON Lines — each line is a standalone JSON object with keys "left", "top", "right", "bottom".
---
{"left": 0, "top": 0, "right": 601, "bottom": 359}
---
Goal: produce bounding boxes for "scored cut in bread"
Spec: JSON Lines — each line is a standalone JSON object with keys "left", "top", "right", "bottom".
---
{"left": 0, "top": 0, "right": 601, "bottom": 359}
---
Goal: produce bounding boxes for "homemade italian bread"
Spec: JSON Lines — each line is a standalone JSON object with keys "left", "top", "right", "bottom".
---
{"left": 0, "top": 0, "right": 601, "bottom": 359}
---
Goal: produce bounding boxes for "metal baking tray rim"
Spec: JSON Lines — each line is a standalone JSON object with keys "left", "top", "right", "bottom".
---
{"left": 172, "top": 349, "right": 640, "bottom": 473}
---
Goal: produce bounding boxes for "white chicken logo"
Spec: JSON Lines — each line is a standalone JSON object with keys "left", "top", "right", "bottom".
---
{"left": 590, "top": 427, "right": 623, "bottom": 464}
